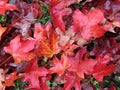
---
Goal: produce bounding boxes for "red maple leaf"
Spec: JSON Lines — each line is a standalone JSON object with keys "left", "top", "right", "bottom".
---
{"left": 50, "top": 8, "right": 72, "bottom": 32}
{"left": 34, "top": 22, "right": 52, "bottom": 41}
{"left": 68, "top": 48, "right": 97, "bottom": 79}
{"left": 73, "top": 9, "right": 106, "bottom": 40}
{"left": 92, "top": 55, "right": 115, "bottom": 82}
{"left": 49, "top": 0, "right": 60, "bottom": 8}
{"left": 4, "top": 35, "right": 36, "bottom": 63}
{"left": 49, "top": 0, "right": 79, "bottom": 32}
{"left": 4, "top": 72, "right": 20, "bottom": 86}
{"left": 34, "top": 23, "right": 60, "bottom": 58}
{"left": 77, "top": 58, "right": 97, "bottom": 79}
{"left": 23, "top": 59, "right": 49, "bottom": 90}
{"left": 63, "top": 72, "right": 82, "bottom": 90}
{"left": 0, "top": 24, "right": 7, "bottom": 41}
{"left": 93, "top": 63, "right": 115, "bottom": 82}
{"left": 97, "top": 55, "right": 111, "bottom": 64}
{"left": 50, "top": 0, "right": 80, "bottom": 10}
{"left": 49, "top": 54, "right": 71, "bottom": 76}
{"left": 0, "top": 0, "right": 19, "bottom": 15}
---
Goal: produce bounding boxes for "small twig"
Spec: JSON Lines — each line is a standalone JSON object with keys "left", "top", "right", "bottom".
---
{"left": 0, "top": 56, "right": 12, "bottom": 67}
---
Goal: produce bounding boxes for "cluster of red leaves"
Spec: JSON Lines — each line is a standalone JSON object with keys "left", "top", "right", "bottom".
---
{"left": 0, "top": 0, "right": 120, "bottom": 90}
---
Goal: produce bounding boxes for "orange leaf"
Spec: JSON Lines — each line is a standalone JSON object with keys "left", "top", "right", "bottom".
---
{"left": 0, "top": 24, "right": 7, "bottom": 41}
{"left": 34, "top": 23, "right": 60, "bottom": 58}
{"left": 4, "top": 72, "right": 20, "bottom": 87}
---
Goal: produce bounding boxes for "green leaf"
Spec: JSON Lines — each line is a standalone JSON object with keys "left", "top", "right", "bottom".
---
{"left": 43, "top": 57, "right": 48, "bottom": 62}
{"left": 115, "top": 76, "right": 120, "bottom": 82}
{"left": 0, "top": 15, "right": 6, "bottom": 22}
{"left": 46, "top": 80, "right": 51, "bottom": 86}
{"left": 52, "top": 82, "right": 57, "bottom": 86}
{"left": 91, "top": 7, "right": 95, "bottom": 10}
{"left": 117, "top": 87, "right": 120, "bottom": 90}
{"left": 36, "top": 4, "right": 51, "bottom": 25}
{"left": 90, "top": 77, "right": 100, "bottom": 90}
{"left": 74, "top": 2, "right": 82, "bottom": 9}
{"left": 11, "top": 78, "right": 29, "bottom": 90}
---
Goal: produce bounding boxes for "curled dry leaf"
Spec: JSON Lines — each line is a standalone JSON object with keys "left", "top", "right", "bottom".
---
{"left": 56, "top": 27, "right": 76, "bottom": 46}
